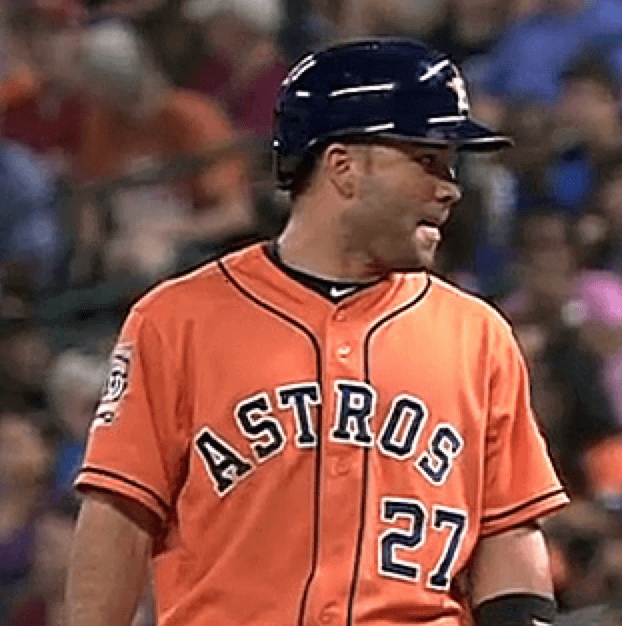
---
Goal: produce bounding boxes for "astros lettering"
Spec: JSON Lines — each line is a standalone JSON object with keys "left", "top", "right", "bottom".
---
{"left": 196, "top": 382, "right": 463, "bottom": 496}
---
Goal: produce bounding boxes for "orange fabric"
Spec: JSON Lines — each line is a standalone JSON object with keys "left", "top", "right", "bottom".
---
{"left": 583, "top": 435, "right": 622, "bottom": 494}
{"left": 0, "top": 67, "right": 41, "bottom": 112}
{"left": 76, "top": 243, "right": 568, "bottom": 626}
{"left": 76, "top": 88, "right": 249, "bottom": 209}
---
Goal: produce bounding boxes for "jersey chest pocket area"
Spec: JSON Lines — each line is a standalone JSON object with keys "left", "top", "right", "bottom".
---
{"left": 378, "top": 497, "right": 468, "bottom": 591}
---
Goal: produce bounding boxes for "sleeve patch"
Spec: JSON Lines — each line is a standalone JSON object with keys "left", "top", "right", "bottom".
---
{"left": 95, "top": 344, "right": 132, "bottom": 422}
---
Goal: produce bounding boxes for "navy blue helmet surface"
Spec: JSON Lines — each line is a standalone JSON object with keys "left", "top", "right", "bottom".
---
{"left": 273, "top": 38, "right": 512, "bottom": 189}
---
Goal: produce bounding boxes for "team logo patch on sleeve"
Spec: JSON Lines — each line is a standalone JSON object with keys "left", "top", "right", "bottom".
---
{"left": 94, "top": 344, "right": 132, "bottom": 424}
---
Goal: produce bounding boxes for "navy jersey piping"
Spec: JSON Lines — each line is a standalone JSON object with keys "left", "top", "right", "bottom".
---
{"left": 481, "top": 487, "right": 567, "bottom": 524}
{"left": 217, "top": 260, "right": 323, "bottom": 626}
{"left": 78, "top": 466, "right": 170, "bottom": 515}
{"left": 346, "top": 275, "right": 432, "bottom": 626}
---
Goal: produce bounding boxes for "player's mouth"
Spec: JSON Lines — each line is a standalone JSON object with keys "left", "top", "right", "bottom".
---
{"left": 414, "top": 222, "right": 442, "bottom": 248}
{"left": 413, "top": 210, "right": 450, "bottom": 250}
{"left": 417, "top": 208, "right": 451, "bottom": 229}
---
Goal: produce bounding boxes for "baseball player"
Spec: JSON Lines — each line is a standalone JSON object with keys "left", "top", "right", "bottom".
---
{"left": 67, "top": 39, "right": 569, "bottom": 626}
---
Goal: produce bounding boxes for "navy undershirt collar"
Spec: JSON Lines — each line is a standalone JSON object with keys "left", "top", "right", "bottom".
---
{"left": 265, "top": 240, "right": 379, "bottom": 302}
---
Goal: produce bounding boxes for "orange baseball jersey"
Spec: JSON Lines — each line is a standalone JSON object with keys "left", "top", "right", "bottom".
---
{"left": 75, "top": 242, "right": 569, "bottom": 626}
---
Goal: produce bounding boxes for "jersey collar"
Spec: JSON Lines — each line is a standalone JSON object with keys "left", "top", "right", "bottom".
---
{"left": 218, "top": 242, "right": 431, "bottom": 335}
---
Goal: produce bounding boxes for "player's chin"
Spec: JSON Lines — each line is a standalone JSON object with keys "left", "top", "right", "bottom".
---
{"left": 386, "top": 247, "right": 437, "bottom": 273}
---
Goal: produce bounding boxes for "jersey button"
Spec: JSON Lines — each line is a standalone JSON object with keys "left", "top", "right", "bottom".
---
{"left": 331, "top": 457, "right": 351, "bottom": 476}
{"left": 337, "top": 344, "right": 351, "bottom": 358}
{"left": 334, "top": 311, "right": 346, "bottom": 322}
{"left": 318, "top": 603, "right": 338, "bottom": 624}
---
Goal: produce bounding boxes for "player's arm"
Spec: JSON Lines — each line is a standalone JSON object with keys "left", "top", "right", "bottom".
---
{"left": 468, "top": 523, "right": 556, "bottom": 626}
{"left": 66, "top": 489, "right": 161, "bottom": 626}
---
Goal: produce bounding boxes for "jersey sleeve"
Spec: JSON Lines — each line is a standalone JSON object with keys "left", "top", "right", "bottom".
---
{"left": 480, "top": 326, "right": 569, "bottom": 536}
{"left": 74, "top": 306, "right": 189, "bottom": 522}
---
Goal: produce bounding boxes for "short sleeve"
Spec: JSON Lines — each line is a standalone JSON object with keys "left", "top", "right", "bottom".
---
{"left": 74, "top": 307, "right": 189, "bottom": 522}
{"left": 480, "top": 328, "right": 569, "bottom": 536}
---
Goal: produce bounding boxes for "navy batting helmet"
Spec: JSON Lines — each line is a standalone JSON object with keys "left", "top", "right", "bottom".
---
{"left": 273, "top": 38, "right": 512, "bottom": 189}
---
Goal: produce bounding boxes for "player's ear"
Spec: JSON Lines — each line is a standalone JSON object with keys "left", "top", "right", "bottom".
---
{"left": 322, "top": 143, "right": 360, "bottom": 199}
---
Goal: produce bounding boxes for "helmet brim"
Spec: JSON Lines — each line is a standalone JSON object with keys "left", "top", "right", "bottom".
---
{"left": 438, "top": 118, "right": 514, "bottom": 151}
{"left": 383, "top": 118, "right": 513, "bottom": 152}
{"left": 304, "top": 118, "right": 513, "bottom": 154}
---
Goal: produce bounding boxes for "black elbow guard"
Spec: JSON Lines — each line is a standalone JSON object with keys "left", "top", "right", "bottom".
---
{"left": 473, "top": 593, "right": 556, "bottom": 626}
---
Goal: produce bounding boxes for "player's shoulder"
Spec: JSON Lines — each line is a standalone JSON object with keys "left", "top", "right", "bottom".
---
{"left": 130, "top": 243, "right": 260, "bottom": 319}
{"left": 427, "top": 273, "right": 513, "bottom": 333}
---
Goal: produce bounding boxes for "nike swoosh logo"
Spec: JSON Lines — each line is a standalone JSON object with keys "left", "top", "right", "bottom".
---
{"left": 532, "top": 619, "right": 552, "bottom": 626}
{"left": 330, "top": 285, "right": 357, "bottom": 298}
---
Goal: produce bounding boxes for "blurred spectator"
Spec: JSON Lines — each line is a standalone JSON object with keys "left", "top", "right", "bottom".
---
{"left": 141, "top": 11, "right": 208, "bottom": 87}
{"left": 92, "top": 0, "right": 166, "bottom": 18}
{"left": 5, "top": 500, "right": 156, "bottom": 626}
{"left": 183, "top": 0, "right": 287, "bottom": 138}
{"left": 7, "top": 507, "right": 74, "bottom": 626}
{"left": 0, "top": 3, "right": 88, "bottom": 290}
{"left": 539, "top": 52, "right": 622, "bottom": 215}
{"left": 45, "top": 348, "right": 108, "bottom": 491}
{"left": 472, "top": 50, "right": 622, "bottom": 289}
{"left": 505, "top": 210, "right": 622, "bottom": 433}
{"left": 477, "top": 0, "right": 622, "bottom": 125}
{"left": 500, "top": 210, "right": 622, "bottom": 495}
{"left": 1, "top": 2, "right": 85, "bottom": 171}
{"left": 102, "top": 0, "right": 211, "bottom": 87}
{"left": 543, "top": 500, "right": 622, "bottom": 613}
{"left": 0, "top": 140, "right": 65, "bottom": 290}
{"left": 72, "top": 20, "right": 254, "bottom": 282}
{"left": 585, "top": 153, "right": 622, "bottom": 276}
{"left": 346, "top": 0, "right": 448, "bottom": 39}
{"left": 277, "top": 0, "right": 344, "bottom": 62}
{"left": 451, "top": 150, "right": 521, "bottom": 296}
{"left": 0, "top": 318, "right": 53, "bottom": 410}
{"left": 558, "top": 53, "right": 622, "bottom": 161}
{"left": 428, "top": 0, "right": 509, "bottom": 66}
{"left": 0, "top": 406, "right": 54, "bottom": 622}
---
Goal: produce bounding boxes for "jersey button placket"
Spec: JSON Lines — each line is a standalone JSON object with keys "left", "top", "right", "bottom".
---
{"left": 313, "top": 318, "right": 364, "bottom": 626}
{"left": 336, "top": 343, "right": 351, "bottom": 358}
{"left": 318, "top": 602, "right": 339, "bottom": 625}
{"left": 330, "top": 456, "right": 351, "bottom": 477}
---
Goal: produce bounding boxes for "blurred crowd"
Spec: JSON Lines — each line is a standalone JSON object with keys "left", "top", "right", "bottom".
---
{"left": 0, "top": 0, "right": 621, "bottom": 624}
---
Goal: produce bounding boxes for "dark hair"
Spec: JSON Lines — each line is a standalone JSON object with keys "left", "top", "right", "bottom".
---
{"left": 288, "top": 149, "right": 321, "bottom": 202}
{"left": 0, "top": 317, "right": 39, "bottom": 344}
{"left": 596, "top": 150, "right": 622, "bottom": 190}
{"left": 287, "top": 136, "right": 375, "bottom": 201}
{"left": 0, "top": 407, "right": 63, "bottom": 446}
{"left": 7, "top": 8, "right": 39, "bottom": 35}
{"left": 561, "top": 50, "right": 620, "bottom": 98}
{"left": 512, "top": 205, "right": 576, "bottom": 251}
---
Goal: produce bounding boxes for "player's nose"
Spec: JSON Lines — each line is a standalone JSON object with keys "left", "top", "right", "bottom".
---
{"left": 435, "top": 178, "right": 462, "bottom": 206}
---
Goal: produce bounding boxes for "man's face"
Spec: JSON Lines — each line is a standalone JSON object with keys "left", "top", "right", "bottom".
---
{"left": 559, "top": 79, "right": 617, "bottom": 141}
{"left": 340, "top": 141, "right": 462, "bottom": 273}
{"left": 0, "top": 415, "right": 50, "bottom": 488}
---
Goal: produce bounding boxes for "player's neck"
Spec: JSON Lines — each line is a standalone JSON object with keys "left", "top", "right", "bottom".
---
{"left": 277, "top": 211, "right": 384, "bottom": 282}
